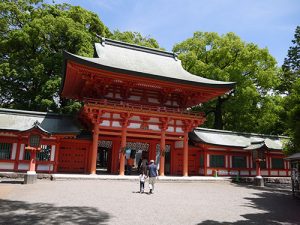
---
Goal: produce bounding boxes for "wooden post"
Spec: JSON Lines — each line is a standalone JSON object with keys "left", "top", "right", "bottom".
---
{"left": 159, "top": 129, "right": 166, "bottom": 176}
{"left": 183, "top": 131, "right": 189, "bottom": 176}
{"left": 256, "top": 159, "right": 261, "bottom": 177}
{"left": 119, "top": 114, "right": 129, "bottom": 175}
{"left": 29, "top": 151, "right": 37, "bottom": 172}
{"left": 90, "top": 123, "right": 99, "bottom": 174}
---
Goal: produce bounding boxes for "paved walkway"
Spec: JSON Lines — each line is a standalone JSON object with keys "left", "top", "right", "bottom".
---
{"left": 0, "top": 178, "right": 299, "bottom": 225}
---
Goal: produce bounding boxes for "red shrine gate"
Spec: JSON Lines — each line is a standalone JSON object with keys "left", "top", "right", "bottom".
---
{"left": 61, "top": 38, "right": 234, "bottom": 176}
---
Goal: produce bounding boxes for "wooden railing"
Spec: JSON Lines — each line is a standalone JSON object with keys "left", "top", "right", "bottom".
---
{"left": 83, "top": 98, "right": 205, "bottom": 117}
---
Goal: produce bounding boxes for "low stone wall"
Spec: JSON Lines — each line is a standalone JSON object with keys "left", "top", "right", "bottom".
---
{"left": 0, "top": 172, "right": 51, "bottom": 179}
{"left": 235, "top": 176, "right": 291, "bottom": 184}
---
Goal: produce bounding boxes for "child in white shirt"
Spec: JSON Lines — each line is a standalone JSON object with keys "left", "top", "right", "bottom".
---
{"left": 139, "top": 171, "right": 147, "bottom": 193}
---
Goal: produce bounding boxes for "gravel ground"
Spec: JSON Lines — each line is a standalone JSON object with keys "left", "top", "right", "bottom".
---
{"left": 0, "top": 179, "right": 300, "bottom": 225}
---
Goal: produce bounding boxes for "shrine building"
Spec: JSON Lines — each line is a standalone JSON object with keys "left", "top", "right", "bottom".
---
{"left": 0, "top": 38, "right": 290, "bottom": 177}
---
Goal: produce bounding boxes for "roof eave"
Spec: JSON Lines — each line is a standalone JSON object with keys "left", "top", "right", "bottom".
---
{"left": 63, "top": 51, "right": 236, "bottom": 90}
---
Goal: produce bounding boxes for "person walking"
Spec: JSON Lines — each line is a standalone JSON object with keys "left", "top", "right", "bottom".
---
{"left": 139, "top": 170, "right": 147, "bottom": 193}
{"left": 147, "top": 159, "right": 158, "bottom": 194}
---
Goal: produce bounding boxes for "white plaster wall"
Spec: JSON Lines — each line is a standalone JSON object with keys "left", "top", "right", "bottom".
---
{"left": 279, "top": 171, "right": 286, "bottom": 176}
{"left": 113, "top": 114, "right": 121, "bottom": 119}
{"left": 165, "top": 100, "right": 171, "bottom": 105}
{"left": 18, "top": 163, "right": 29, "bottom": 170}
{"left": 149, "top": 118, "right": 159, "bottom": 123}
{"left": 128, "top": 95, "right": 141, "bottom": 101}
{"left": 0, "top": 162, "right": 14, "bottom": 170}
{"left": 148, "top": 125, "right": 160, "bottom": 131}
{"left": 167, "top": 126, "right": 174, "bottom": 132}
{"left": 102, "top": 113, "right": 110, "bottom": 118}
{"left": 19, "top": 144, "right": 25, "bottom": 160}
{"left": 175, "top": 141, "right": 183, "bottom": 148}
{"left": 148, "top": 98, "right": 159, "bottom": 103}
{"left": 270, "top": 171, "right": 278, "bottom": 176}
{"left": 128, "top": 123, "right": 141, "bottom": 129}
{"left": 240, "top": 170, "right": 249, "bottom": 176}
{"left": 251, "top": 170, "right": 256, "bottom": 176}
{"left": 11, "top": 143, "right": 17, "bottom": 160}
{"left": 175, "top": 127, "right": 183, "bottom": 133}
{"left": 130, "top": 116, "right": 141, "bottom": 121}
{"left": 37, "top": 164, "right": 53, "bottom": 171}
{"left": 207, "top": 169, "right": 212, "bottom": 175}
{"left": 261, "top": 170, "right": 269, "bottom": 176}
{"left": 50, "top": 145, "right": 56, "bottom": 161}
{"left": 112, "top": 121, "right": 121, "bottom": 127}
{"left": 176, "top": 120, "right": 183, "bottom": 125}
{"left": 100, "top": 120, "right": 110, "bottom": 127}
{"left": 105, "top": 92, "right": 113, "bottom": 98}
{"left": 218, "top": 170, "right": 228, "bottom": 176}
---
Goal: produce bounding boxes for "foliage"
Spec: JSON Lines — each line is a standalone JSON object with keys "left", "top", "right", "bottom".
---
{"left": 110, "top": 30, "right": 161, "bottom": 49}
{"left": 279, "top": 26, "right": 300, "bottom": 94}
{"left": 0, "top": 1, "right": 162, "bottom": 114}
{"left": 281, "top": 26, "right": 300, "bottom": 154}
{"left": 0, "top": 0, "right": 109, "bottom": 113}
{"left": 173, "top": 32, "right": 281, "bottom": 133}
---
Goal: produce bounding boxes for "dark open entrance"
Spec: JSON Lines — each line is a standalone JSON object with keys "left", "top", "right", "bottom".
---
{"left": 97, "top": 140, "right": 113, "bottom": 174}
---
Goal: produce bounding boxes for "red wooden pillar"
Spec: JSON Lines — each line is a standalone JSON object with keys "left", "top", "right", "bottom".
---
{"left": 119, "top": 114, "right": 129, "bottom": 175}
{"left": 149, "top": 141, "right": 156, "bottom": 162}
{"left": 90, "top": 123, "right": 99, "bottom": 174}
{"left": 267, "top": 154, "right": 271, "bottom": 176}
{"left": 183, "top": 131, "right": 189, "bottom": 176}
{"left": 159, "top": 129, "right": 166, "bottom": 176}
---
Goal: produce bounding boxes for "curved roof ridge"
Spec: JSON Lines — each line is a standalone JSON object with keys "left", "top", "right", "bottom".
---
{"left": 194, "top": 127, "right": 288, "bottom": 139}
{"left": 99, "top": 37, "right": 176, "bottom": 58}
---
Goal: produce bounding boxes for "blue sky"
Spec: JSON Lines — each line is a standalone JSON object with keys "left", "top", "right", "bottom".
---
{"left": 50, "top": 0, "right": 299, "bottom": 66}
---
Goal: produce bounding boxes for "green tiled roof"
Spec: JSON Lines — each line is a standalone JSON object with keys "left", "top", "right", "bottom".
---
{"left": 63, "top": 38, "right": 235, "bottom": 88}
{"left": 191, "top": 128, "right": 286, "bottom": 150}
{"left": 0, "top": 108, "right": 80, "bottom": 135}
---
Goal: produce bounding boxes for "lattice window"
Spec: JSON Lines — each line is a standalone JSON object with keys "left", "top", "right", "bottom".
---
{"left": 0, "top": 143, "right": 12, "bottom": 160}
{"left": 156, "top": 144, "right": 171, "bottom": 152}
{"left": 252, "top": 160, "right": 266, "bottom": 169}
{"left": 126, "top": 142, "right": 149, "bottom": 152}
{"left": 232, "top": 156, "right": 247, "bottom": 168}
{"left": 210, "top": 155, "right": 225, "bottom": 168}
{"left": 272, "top": 158, "right": 284, "bottom": 169}
{"left": 37, "top": 145, "right": 51, "bottom": 161}
{"left": 98, "top": 140, "right": 113, "bottom": 149}
{"left": 25, "top": 145, "right": 51, "bottom": 161}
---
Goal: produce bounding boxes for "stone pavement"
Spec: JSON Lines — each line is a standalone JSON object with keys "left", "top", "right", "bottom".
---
{"left": 0, "top": 178, "right": 299, "bottom": 225}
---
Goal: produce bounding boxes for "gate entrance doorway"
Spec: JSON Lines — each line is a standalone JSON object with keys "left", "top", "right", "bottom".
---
{"left": 125, "top": 142, "right": 150, "bottom": 175}
{"left": 97, "top": 140, "right": 113, "bottom": 174}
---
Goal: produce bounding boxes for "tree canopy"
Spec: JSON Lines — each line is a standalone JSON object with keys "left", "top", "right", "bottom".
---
{"left": 281, "top": 26, "right": 300, "bottom": 154}
{"left": 0, "top": 0, "right": 160, "bottom": 114}
{"left": 173, "top": 32, "right": 282, "bottom": 134}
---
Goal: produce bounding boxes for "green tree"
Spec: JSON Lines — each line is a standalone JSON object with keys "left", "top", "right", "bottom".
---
{"left": 173, "top": 32, "right": 281, "bottom": 133}
{"left": 279, "top": 26, "right": 300, "bottom": 94}
{"left": 284, "top": 79, "right": 300, "bottom": 154}
{"left": 0, "top": 0, "right": 109, "bottom": 113}
{"left": 281, "top": 26, "right": 300, "bottom": 154}
{"left": 110, "top": 30, "right": 161, "bottom": 49}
